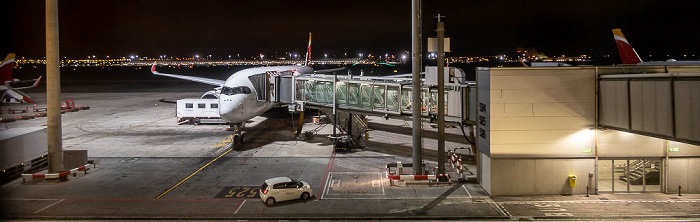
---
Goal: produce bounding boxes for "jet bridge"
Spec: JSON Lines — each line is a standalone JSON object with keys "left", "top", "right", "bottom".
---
{"left": 289, "top": 67, "right": 475, "bottom": 124}
{"left": 276, "top": 67, "right": 475, "bottom": 147}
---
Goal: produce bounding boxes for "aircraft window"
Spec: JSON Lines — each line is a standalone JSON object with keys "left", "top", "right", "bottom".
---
{"left": 185, "top": 103, "right": 193, "bottom": 108}
{"left": 210, "top": 103, "right": 218, "bottom": 108}
{"left": 198, "top": 103, "right": 206, "bottom": 108}
{"left": 221, "top": 86, "right": 252, "bottom": 95}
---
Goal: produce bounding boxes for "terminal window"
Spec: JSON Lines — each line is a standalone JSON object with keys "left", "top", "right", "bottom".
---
{"left": 186, "top": 103, "right": 193, "bottom": 108}
{"left": 211, "top": 103, "right": 218, "bottom": 108}
{"left": 198, "top": 103, "right": 206, "bottom": 108}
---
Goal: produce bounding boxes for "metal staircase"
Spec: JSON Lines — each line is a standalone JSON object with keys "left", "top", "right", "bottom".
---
{"left": 619, "top": 160, "right": 660, "bottom": 185}
{"left": 319, "top": 108, "right": 368, "bottom": 148}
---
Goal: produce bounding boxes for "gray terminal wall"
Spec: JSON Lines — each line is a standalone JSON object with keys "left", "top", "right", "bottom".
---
{"left": 476, "top": 66, "right": 700, "bottom": 195}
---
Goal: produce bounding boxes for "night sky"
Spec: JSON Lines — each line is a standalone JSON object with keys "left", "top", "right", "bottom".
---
{"left": 3, "top": 0, "right": 699, "bottom": 60}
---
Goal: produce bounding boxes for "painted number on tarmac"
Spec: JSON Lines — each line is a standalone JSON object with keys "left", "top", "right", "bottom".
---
{"left": 215, "top": 186, "right": 260, "bottom": 198}
{"left": 534, "top": 204, "right": 573, "bottom": 217}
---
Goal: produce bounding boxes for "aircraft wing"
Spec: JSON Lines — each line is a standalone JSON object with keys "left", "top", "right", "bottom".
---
{"left": 383, "top": 73, "right": 413, "bottom": 78}
{"left": 151, "top": 63, "right": 224, "bottom": 86}
{"left": 8, "top": 76, "right": 42, "bottom": 89}
{"left": 314, "top": 67, "right": 347, "bottom": 74}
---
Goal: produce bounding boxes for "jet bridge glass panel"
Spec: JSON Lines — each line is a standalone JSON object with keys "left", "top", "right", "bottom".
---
{"left": 373, "top": 86, "right": 385, "bottom": 110}
{"left": 348, "top": 83, "right": 360, "bottom": 107}
{"left": 314, "top": 81, "right": 333, "bottom": 104}
{"left": 302, "top": 81, "right": 313, "bottom": 101}
{"left": 401, "top": 88, "right": 412, "bottom": 113}
{"left": 336, "top": 82, "right": 347, "bottom": 106}
{"left": 360, "top": 84, "right": 371, "bottom": 109}
{"left": 386, "top": 86, "right": 399, "bottom": 112}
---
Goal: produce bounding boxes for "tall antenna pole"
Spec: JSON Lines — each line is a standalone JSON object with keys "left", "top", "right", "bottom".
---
{"left": 411, "top": 0, "right": 423, "bottom": 175}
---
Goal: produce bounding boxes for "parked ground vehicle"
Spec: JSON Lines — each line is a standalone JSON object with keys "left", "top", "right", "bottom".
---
{"left": 259, "top": 177, "right": 313, "bottom": 206}
{"left": 175, "top": 99, "right": 226, "bottom": 125}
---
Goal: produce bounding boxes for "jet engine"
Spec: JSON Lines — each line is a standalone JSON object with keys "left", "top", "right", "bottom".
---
{"left": 201, "top": 87, "right": 221, "bottom": 99}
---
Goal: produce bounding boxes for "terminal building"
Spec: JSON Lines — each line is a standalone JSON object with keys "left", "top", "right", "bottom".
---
{"left": 475, "top": 65, "right": 700, "bottom": 195}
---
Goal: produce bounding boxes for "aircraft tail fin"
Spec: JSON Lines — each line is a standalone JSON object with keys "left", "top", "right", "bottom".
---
{"left": 304, "top": 32, "right": 312, "bottom": 66}
{"left": 1, "top": 53, "right": 16, "bottom": 85}
{"left": 612, "top": 29, "right": 643, "bottom": 64}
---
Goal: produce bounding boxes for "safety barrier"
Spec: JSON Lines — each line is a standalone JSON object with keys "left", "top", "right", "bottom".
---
{"left": 21, "top": 164, "right": 91, "bottom": 182}
{"left": 435, "top": 174, "right": 452, "bottom": 186}
{"left": 387, "top": 174, "right": 437, "bottom": 181}
{"left": 385, "top": 161, "right": 451, "bottom": 185}
{"left": 449, "top": 150, "right": 464, "bottom": 176}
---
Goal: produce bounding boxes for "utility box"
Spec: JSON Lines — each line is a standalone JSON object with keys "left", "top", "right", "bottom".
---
{"left": 63, "top": 150, "right": 87, "bottom": 169}
{"left": 568, "top": 175, "right": 577, "bottom": 188}
{"left": 425, "top": 66, "right": 465, "bottom": 85}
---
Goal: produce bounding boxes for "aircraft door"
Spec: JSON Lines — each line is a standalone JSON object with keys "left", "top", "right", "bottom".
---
{"left": 269, "top": 74, "right": 278, "bottom": 103}
{"left": 248, "top": 73, "right": 268, "bottom": 102}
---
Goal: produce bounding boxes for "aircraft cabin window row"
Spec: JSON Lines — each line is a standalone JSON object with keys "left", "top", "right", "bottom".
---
{"left": 221, "top": 86, "right": 252, "bottom": 95}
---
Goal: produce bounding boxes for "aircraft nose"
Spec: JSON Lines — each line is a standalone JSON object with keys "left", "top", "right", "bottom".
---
{"left": 219, "top": 95, "right": 246, "bottom": 122}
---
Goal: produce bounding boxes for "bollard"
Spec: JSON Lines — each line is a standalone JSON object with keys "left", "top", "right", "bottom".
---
{"left": 679, "top": 185, "right": 682, "bottom": 196}
{"left": 586, "top": 186, "right": 590, "bottom": 197}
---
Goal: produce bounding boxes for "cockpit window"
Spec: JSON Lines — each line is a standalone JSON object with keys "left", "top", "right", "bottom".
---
{"left": 221, "top": 86, "right": 252, "bottom": 95}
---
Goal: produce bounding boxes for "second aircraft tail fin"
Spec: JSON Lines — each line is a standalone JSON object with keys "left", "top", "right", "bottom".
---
{"left": 304, "top": 32, "right": 312, "bottom": 66}
{"left": 612, "top": 29, "right": 643, "bottom": 65}
{"left": 1, "top": 53, "right": 16, "bottom": 85}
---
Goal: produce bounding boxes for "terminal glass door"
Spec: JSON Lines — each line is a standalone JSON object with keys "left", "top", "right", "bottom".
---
{"left": 599, "top": 158, "right": 661, "bottom": 193}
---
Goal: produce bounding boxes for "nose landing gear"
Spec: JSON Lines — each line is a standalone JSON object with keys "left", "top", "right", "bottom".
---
{"left": 229, "top": 123, "right": 246, "bottom": 145}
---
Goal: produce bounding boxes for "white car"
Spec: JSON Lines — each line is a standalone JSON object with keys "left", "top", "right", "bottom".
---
{"left": 260, "top": 177, "right": 313, "bottom": 206}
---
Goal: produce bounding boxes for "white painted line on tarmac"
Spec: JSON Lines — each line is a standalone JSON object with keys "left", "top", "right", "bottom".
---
{"left": 33, "top": 199, "right": 64, "bottom": 214}
{"left": 320, "top": 172, "right": 332, "bottom": 200}
{"left": 321, "top": 196, "right": 472, "bottom": 200}
{"left": 2, "top": 198, "right": 62, "bottom": 201}
{"left": 462, "top": 184, "right": 472, "bottom": 198}
{"left": 233, "top": 199, "right": 246, "bottom": 214}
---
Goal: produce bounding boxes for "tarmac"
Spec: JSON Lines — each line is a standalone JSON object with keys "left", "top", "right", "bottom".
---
{"left": 1, "top": 91, "right": 699, "bottom": 221}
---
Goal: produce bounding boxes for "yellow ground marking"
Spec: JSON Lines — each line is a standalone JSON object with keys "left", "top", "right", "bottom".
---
{"left": 156, "top": 143, "right": 234, "bottom": 199}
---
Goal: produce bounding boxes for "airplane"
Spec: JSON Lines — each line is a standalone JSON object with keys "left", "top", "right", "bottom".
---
{"left": 151, "top": 33, "right": 344, "bottom": 143}
{"left": 1, "top": 53, "right": 42, "bottom": 104}
{"left": 612, "top": 29, "right": 700, "bottom": 66}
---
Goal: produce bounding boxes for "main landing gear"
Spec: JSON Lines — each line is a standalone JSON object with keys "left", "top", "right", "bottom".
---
{"left": 229, "top": 123, "right": 246, "bottom": 145}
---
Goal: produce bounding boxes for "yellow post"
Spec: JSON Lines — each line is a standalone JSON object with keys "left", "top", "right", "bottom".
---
{"left": 296, "top": 111, "right": 305, "bottom": 136}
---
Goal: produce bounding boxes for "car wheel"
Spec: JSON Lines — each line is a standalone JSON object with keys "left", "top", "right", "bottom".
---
{"left": 265, "top": 197, "right": 275, "bottom": 206}
{"left": 300, "top": 192, "right": 310, "bottom": 200}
